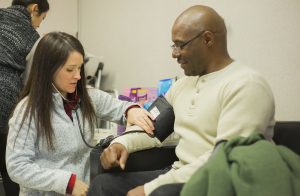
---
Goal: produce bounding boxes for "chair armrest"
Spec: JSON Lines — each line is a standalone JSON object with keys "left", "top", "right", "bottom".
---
{"left": 90, "top": 146, "right": 178, "bottom": 181}
{"left": 122, "top": 146, "right": 178, "bottom": 171}
{"left": 90, "top": 147, "right": 103, "bottom": 181}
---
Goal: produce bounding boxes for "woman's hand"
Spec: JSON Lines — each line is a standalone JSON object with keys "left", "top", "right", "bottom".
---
{"left": 72, "top": 179, "right": 89, "bottom": 196}
{"left": 126, "top": 107, "right": 155, "bottom": 135}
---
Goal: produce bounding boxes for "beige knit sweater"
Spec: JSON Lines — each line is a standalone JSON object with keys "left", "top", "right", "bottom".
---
{"left": 113, "top": 61, "right": 275, "bottom": 195}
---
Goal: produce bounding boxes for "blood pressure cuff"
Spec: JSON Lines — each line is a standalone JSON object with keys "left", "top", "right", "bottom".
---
{"left": 97, "top": 96, "right": 175, "bottom": 149}
{"left": 148, "top": 95, "right": 175, "bottom": 142}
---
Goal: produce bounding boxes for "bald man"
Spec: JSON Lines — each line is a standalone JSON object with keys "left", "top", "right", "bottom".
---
{"left": 88, "top": 5, "right": 275, "bottom": 196}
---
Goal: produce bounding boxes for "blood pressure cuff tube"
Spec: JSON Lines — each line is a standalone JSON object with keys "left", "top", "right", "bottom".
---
{"left": 147, "top": 95, "right": 175, "bottom": 142}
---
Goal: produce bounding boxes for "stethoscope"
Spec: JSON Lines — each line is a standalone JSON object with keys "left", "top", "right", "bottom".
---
{"left": 52, "top": 83, "right": 153, "bottom": 150}
{"left": 52, "top": 83, "right": 99, "bottom": 149}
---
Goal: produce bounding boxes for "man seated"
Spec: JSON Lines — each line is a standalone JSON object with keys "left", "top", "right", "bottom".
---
{"left": 88, "top": 4, "right": 275, "bottom": 196}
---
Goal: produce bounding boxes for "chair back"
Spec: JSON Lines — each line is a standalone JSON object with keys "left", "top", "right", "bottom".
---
{"left": 273, "top": 121, "right": 300, "bottom": 155}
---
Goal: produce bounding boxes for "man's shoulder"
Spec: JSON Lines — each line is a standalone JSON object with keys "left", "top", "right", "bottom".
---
{"left": 225, "top": 61, "right": 267, "bottom": 82}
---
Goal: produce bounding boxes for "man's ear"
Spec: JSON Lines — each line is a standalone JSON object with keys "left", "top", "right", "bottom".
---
{"left": 203, "top": 31, "right": 215, "bottom": 48}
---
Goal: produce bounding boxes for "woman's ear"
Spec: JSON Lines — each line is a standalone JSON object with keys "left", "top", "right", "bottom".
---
{"left": 27, "top": 4, "right": 39, "bottom": 16}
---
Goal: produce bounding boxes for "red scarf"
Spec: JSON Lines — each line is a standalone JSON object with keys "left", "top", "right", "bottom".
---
{"left": 63, "top": 93, "right": 80, "bottom": 121}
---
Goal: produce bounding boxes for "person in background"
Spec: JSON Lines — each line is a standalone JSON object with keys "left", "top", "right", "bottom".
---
{"left": 88, "top": 5, "right": 275, "bottom": 196}
{"left": 6, "top": 31, "right": 154, "bottom": 196}
{"left": 0, "top": 0, "right": 49, "bottom": 195}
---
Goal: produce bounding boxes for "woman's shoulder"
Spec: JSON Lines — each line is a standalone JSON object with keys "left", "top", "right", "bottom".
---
{"left": 87, "top": 87, "right": 113, "bottom": 103}
{"left": 87, "top": 87, "right": 111, "bottom": 97}
{"left": 14, "top": 97, "right": 29, "bottom": 112}
{"left": 0, "top": 5, "right": 39, "bottom": 48}
{"left": 9, "top": 96, "right": 30, "bottom": 124}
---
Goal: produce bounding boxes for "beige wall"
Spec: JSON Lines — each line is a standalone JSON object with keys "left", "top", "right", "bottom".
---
{"left": 79, "top": 0, "right": 300, "bottom": 121}
{"left": 1, "top": 1, "right": 299, "bottom": 121}
{"left": 0, "top": 0, "right": 78, "bottom": 36}
{"left": 0, "top": 0, "right": 10, "bottom": 7}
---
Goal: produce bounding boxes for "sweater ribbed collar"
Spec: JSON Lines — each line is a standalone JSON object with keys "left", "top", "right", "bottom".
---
{"left": 7, "top": 5, "right": 31, "bottom": 21}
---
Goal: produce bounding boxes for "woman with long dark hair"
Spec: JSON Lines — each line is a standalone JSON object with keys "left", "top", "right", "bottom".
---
{"left": 0, "top": 1, "right": 49, "bottom": 195}
{"left": 6, "top": 32, "right": 154, "bottom": 196}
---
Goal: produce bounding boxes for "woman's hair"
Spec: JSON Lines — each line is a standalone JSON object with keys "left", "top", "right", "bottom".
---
{"left": 12, "top": 0, "right": 49, "bottom": 15}
{"left": 20, "top": 31, "right": 96, "bottom": 150}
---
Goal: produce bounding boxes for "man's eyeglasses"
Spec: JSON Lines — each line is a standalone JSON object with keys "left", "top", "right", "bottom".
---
{"left": 171, "top": 30, "right": 205, "bottom": 53}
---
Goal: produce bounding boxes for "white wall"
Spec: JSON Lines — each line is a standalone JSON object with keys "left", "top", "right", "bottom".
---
{"left": 0, "top": 0, "right": 10, "bottom": 7}
{"left": 1, "top": 1, "right": 299, "bottom": 121}
{"left": 79, "top": 0, "right": 300, "bottom": 121}
{"left": 37, "top": 0, "right": 78, "bottom": 36}
{"left": 0, "top": 0, "right": 78, "bottom": 36}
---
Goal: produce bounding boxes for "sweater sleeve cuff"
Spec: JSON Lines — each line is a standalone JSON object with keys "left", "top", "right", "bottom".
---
{"left": 66, "top": 174, "right": 76, "bottom": 194}
{"left": 144, "top": 180, "right": 160, "bottom": 196}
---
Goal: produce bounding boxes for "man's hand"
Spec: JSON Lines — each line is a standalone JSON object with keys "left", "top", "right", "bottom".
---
{"left": 100, "top": 143, "right": 129, "bottom": 170}
{"left": 127, "top": 185, "right": 145, "bottom": 196}
{"left": 72, "top": 179, "right": 88, "bottom": 196}
{"left": 126, "top": 107, "right": 155, "bottom": 135}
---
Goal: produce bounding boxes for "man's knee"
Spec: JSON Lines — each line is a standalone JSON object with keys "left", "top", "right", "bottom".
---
{"left": 149, "top": 183, "right": 184, "bottom": 196}
{"left": 88, "top": 174, "right": 115, "bottom": 196}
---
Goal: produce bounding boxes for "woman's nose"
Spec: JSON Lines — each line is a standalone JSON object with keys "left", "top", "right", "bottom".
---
{"left": 74, "top": 70, "right": 81, "bottom": 80}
